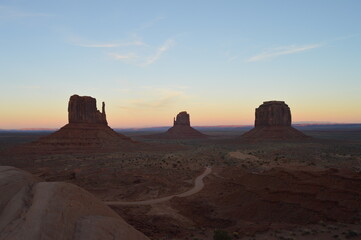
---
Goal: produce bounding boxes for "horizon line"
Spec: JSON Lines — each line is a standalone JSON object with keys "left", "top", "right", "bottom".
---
{"left": 1, "top": 122, "right": 361, "bottom": 131}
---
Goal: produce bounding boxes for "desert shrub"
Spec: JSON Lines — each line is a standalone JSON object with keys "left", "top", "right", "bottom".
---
{"left": 213, "top": 229, "right": 232, "bottom": 240}
{"left": 232, "top": 232, "right": 240, "bottom": 239}
{"left": 345, "top": 230, "right": 359, "bottom": 238}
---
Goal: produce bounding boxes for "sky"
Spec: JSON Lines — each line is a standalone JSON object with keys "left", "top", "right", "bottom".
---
{"left": 0, "top": 0, "right": 360, "bottom": 129}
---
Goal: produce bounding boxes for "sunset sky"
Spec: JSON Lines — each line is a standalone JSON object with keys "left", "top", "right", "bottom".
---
{"left": 1, "top": 1, "right": 360, "bottom": 129}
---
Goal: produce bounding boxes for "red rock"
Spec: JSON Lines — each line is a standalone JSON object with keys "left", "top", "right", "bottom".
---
{"left": 145, "top": 111, "right": 208, "bottom": 139}
{"left": 171, "top": 166, "right": 361, "bottom": 235}
{"left": 68, "top": 95, "right": 107, "bottom": 125}
{"left": 14, "top": 95, "right": 138, "bottom": 153}
{"left": 173, "top": 111, "right": 190, "bottom": 126}
{"left": 0, "top": 166, "right": 150, "bottom": 240}
{"left": 255, "top": 101, "right": 291, "bottom": 127}
{"left": 242, "top": 101, "right": 308, "bottom": 140}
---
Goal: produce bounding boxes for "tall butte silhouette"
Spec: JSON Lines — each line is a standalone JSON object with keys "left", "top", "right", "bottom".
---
{"left": 18, "top": 95, "right": 138, "bottom": 153}
{"left": 146, "top": 111, "right": 208, "bottom": 139}
{"left": 241, "top": 101, "right": 309, "bottom": 140}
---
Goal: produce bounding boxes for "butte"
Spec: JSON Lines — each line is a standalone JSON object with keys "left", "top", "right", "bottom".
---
{"left": 241, "top": 101, "right": 309, "bottom": 140}
{"left": 17, "top": 95, "right": 138, "bottom": 153}
{"left": 146, "top": 111, "right": 208, "bottom": 139}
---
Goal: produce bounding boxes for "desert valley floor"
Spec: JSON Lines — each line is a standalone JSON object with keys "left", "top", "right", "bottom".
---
{"left": 1, "top": 127, "right": 361, "bottom": 240}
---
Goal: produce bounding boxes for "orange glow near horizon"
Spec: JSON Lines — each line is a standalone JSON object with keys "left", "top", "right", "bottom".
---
{"left": 1, "top": 105, "right": 360, "bottom": 129}
{"left": 1, "top": 94, "right": 360, "bottom": 129}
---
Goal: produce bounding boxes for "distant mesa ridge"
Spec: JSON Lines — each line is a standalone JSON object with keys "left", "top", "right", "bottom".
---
{"left": 242, "top": 100, "right": 308, "bottom": 140}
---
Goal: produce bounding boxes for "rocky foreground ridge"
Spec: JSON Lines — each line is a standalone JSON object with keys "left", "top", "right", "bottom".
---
{"left": 0, "top": 166, "right": 149, "bottom": 240}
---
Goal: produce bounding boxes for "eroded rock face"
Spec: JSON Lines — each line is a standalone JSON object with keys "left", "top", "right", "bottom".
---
{"left": 241, "top": 101, "right": 308, "bottom": 140}
{"left": 9, "top": 94, "right": 138, "bottom": 154}
{"left": 255, "top": 101, "right": 291, "bottom": 127}
{"left": 68, "top": 95, "right": 107, "bottom": 125}
{"left": 173, "top": 111, "right": 190, "bottom": 126}
{"left": 0, "top": 166, "right": 150, "bottom": 240}
{"left": 144, "top": 111, "right": 207, "bottom": 139}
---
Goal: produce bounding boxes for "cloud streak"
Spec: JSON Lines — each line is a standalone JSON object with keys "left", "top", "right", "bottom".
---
{"left": 74, "top": 41, "right": 145, "bottom": 48}
{"left": 247, "top": 44, "right": 322, "bottom": 62}
{"left": 108, "top": 38, "right": 175, "bottom": 66}
{"left": 108, "top": 52, "right": 137, "bottom": 60}
{"left": 67, "top": 21, "right": 175, "bottom": 66}
{"left": 0, "top": 6, "right": 52, "bottom": 19}
{"left": 119, "top": 88, "right": 188, "bottom": 110}
{"left": 18, "top": 85, "right": 41, "bottom": 90}
{"left": 142, "top": 39, "right": 175, "bottom": 66}
{"left": 136, "top": 16, "right": 165, "bottom": 32}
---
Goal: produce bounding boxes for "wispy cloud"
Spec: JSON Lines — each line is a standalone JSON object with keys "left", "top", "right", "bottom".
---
{"left": 107, "top": 38, "right": 175, "bottom": 66}
{"left": 108, "top": 52, "right": 137, "bottom": 60}
{"left": 74, "top": 41, "right": 145, "bottom": 48}
{"left": 247, "top": 44, "right": 322, "bottom": 62}
{"left": 223, "top": 50, "right": 239, "bottom": 62}
{"left": 131, "top": 91, "right": 183, "bottom": 109}
{"left": 0, "top": 6, "right": 52, "bottom": 19}
{"left": 66, "top": 32, "right": 147, "bottom": 48}
{"left": 119, "top": 88, "right": 188, "bottom": 110}
{"left": 136, "top": 16, "right": 165, "bottom": 32}
{"left": 67, "top": 17, "right": 174, "bottom": 67}
{"left": 142, "top": 39, "right": 175, "bottom": 66}
{"left": 18, "top": 85, "right": 41, "bottom": 90}
{"left": 329, "top": 34, "right": 360, "bottom": 42}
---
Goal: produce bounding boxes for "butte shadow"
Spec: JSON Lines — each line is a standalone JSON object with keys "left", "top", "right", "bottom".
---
{"left": 143, "top": 111, "right": 208, "bottom": 139}
{"left": 241, "top": 101, "right": 309, "bottom": 141}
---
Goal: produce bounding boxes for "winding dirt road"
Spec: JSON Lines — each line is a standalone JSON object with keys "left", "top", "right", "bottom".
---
{"left": 105, "top": 166, "right": 212, "bottom": 206}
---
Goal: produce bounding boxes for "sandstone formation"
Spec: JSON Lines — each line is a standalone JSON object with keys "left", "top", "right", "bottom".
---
{"left": 255, "top": 101, "right": 291, "bottom": 127}
{"left": 145, "top": 111, "right": 208, "bottom": 139}
{"left": 0, "top": 166, "right": 149, "bottom": 240}
{"left": 173, "top": 111, "right": 190, "bottom": 126}
{"left": 16, "top": 95, "right": 138, "bottom": 153}
{"left": 68, "top": 94, "right": 107, "bottom": 125}
{"left": 241, "top": 101, "right": 308, "bottom": 140}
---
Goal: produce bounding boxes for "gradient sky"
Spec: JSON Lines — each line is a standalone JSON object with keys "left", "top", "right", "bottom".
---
{"left": 1, "top": 0, "right": 360, "bottom": 128}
